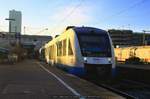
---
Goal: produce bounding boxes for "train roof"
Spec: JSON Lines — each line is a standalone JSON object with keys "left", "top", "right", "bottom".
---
{"left": 45, "top": 26, "right": 108, "bottom": 48}
{"left": 68, "top": 26, "right": 108, "bottom": 35}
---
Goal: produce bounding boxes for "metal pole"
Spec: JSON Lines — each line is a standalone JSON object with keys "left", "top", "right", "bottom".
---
{"left": 9, "top": 21, "right": 11, "bottom": 33}
{"left": 143, "top": 30, "right": 145, "bottom": 45}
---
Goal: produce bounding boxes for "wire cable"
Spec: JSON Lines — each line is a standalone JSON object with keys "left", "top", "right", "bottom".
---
{"left": 94, "top": 0, "right": 148, "bottom": 25}
{"left": 50, "top": 0, "right": 84, "bottom": 34}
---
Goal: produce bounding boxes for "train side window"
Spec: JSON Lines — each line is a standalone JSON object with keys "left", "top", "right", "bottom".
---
{"left": 51, "top": 45, "right": 53, "bottom": 59}
{"left": 56, "top": 43, "right": 59, "bottom": 56}
{"left": 46, "top": 48, "right": 50, "bottom": 59}
{"left": 68, "top": 39, "right": 73, "bottom": 55}
{"left": 57, "top": 41, "right": 62, "bottom": 56}
{"left": 46, "top": 48, "right": 48, "bottom": 57}
{"left": 52, "top": 45, "right": 54, "bottom": 59}
{"left": 49, "top": 46, "right": 52, "bottom": 59}
{"left": 57, "top": 42, "right": 60, "bottom": 56}
{"left": 60, "top": 41, "right": 63, "bottom": 56}
{"left": 63, "top": 39, "right": 66, "bottom": 56}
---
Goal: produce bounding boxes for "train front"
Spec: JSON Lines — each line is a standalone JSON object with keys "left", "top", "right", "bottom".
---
{"left": 75, "top": 27, "right": 115, "bottom": 77}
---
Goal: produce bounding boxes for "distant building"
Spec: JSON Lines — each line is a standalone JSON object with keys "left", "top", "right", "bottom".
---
{"left": 132, "top": 32, "right": 150, "bottom": 46}
{"left": 0, "top": 32, "right": 52, "bottom": 49}
{"left": 9, "top": 10, "right": 22, "bottom": 34}
{"left": 108, "top": 29, "right": 133, "bottom": 47}
{"left": 20, "top": 35, "right": 52, "bottom": 58}
{"left": 108, "top": 29, "right": 150, "bottom": 47}
{"left": 21, "top": 35, "right": 52, "bottom": 50}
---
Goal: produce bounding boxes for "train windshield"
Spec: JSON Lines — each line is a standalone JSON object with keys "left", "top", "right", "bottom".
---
{"left": 78, "top": 34, "right": 112, "bottom": 57}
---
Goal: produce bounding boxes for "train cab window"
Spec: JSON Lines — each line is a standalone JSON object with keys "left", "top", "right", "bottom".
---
{"left": 68, "top": 39, "right": 73, "bottom": 55}
{"left": 63, "top": 39, "right": 66, "bottom": 56}
{"left": 77, "top": 33, "right": 111, "bottom": 57}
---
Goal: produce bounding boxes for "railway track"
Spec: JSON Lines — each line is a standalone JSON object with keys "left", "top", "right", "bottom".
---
{"left": 114, "top": 79, "right": 150, "bottom": 99}
{"left": 98, "top": 83, "right": 136, "bottom": 99}
{"left": 83, "top": 76, "right": 150, "bottom": 99}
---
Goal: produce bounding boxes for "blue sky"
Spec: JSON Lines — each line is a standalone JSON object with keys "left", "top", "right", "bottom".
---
{"left": 0, "top": 0, "right": 150, "bottom": 36}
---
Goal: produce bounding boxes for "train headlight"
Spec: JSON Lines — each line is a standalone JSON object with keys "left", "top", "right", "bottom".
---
{"left": 108, "top": 58, "right": 112, "bottom": 63}
{"left": 84, "top": 57, "right": 87, "bottom": 62}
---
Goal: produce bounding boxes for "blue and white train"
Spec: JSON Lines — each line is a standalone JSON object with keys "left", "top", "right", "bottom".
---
{"left": 44, "top": 26, "right": 116, "bottom": 77}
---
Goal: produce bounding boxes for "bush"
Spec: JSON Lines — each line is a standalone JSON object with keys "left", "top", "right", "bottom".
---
{"left": 10, "top": 45, "right": 27, "bottom": 61}
{"left": 125, "top": 57, "right": 144, "bottom": 64}
{"left": 0, "top": 53, "right": 8, "bottom": 59}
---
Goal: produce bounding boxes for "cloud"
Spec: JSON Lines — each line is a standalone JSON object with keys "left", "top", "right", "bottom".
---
{"left": 48, "top": 5, "right": 92, "bottom": 36}
{"left": 0, "top": 16, "right": 9, "bottom": 32}
{"left": 53, "top": 6, "right": 90, "bottom": 24}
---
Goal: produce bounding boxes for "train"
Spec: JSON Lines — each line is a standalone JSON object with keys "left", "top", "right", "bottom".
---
{"left": 43, "top": 26, "right": 116, "bottom": 77}
{"left": 39, "top": 46, "right": 45, "bottom": 61}
{"left": 115, "top": 46, "right": 150, "bottom": 63}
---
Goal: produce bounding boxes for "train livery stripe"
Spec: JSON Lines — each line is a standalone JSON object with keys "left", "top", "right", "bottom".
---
{"left": 36, "top": 62, "right": 85, "bottom": 99}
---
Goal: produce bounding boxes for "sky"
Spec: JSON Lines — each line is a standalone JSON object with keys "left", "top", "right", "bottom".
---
{"left": 0, "top": 0, "right": 150, "bottom": 36}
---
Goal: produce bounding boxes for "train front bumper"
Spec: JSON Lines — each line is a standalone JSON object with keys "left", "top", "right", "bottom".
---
{"left": 83, "top": 57, "right": 112, "bottom": 64}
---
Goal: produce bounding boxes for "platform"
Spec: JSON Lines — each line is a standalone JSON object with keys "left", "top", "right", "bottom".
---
{"left": 0, "top": 60, "right": 124, "bottom": 99}
{"left": 117, "top": 64, "right": 150, "bottom": 70}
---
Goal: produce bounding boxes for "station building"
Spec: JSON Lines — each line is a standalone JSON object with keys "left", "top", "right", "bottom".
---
{"left": 0, "top": 32, "right": 52, "bottom": 49}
